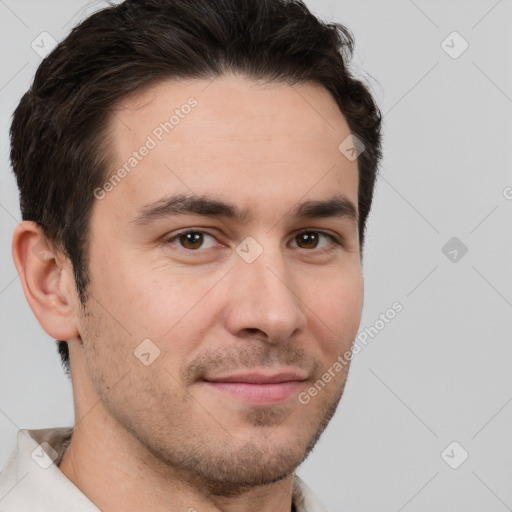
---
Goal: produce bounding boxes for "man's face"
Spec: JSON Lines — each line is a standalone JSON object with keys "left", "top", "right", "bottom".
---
{"left": 77, "top": 75, "right": 362, "bottom": 492}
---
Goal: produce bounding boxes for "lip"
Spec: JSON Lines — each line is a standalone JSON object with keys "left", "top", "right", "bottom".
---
{"left": 202, "top": 371, "right": 307, "bottom": 405}
{"left": 203, "top": 371, "right": 307, "bottom": 384}
{"left": 203, "top": 381, "right": 305, "bottom": 405}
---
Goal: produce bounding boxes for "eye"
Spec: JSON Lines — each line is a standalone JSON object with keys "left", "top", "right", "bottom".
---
{"left": 163, "top": 229, "right": 341, "bottom": 253}
{"left": 290, "top": 231, "right": 339, "bottom": 250}
{"left": 165, "top": 230, "right": 219, "bottom": 250}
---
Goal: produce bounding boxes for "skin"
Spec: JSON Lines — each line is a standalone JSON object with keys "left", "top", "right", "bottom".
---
{"left": 12, "top": 74, "right": 362, "bottom": 512}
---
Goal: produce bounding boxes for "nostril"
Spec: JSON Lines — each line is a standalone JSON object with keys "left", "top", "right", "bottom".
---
{"left": 245, "top": 327, "right": 264, "bottom": 336}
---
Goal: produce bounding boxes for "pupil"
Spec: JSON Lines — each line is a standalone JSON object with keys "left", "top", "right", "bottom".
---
{"left": 299, "top": 232, "right": 318, "bottom": 248}
{"left": 183, "top": 232, "right": 203, "bottom": 249}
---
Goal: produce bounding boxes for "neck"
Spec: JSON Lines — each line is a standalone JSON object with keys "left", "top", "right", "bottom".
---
{"left": 58, "top": 412, "right": 296, "bottom": 512}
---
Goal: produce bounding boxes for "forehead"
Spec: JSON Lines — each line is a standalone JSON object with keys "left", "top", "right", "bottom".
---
{"left": 98, "top": 75, "right": 359, "bottom": 224}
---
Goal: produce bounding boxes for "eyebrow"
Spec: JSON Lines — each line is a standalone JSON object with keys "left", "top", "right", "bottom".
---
{"left": 130, "top": 193, "right": 358, "bottom": 226}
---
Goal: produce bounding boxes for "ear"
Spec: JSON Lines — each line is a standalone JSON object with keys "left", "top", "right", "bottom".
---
{"left": 12, "top": 221, "right": 80, "bottom": 341}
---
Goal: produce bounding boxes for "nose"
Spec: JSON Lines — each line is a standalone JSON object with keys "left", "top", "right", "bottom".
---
{"left": 223, "top": 244, "right": 307, "bottom": 343}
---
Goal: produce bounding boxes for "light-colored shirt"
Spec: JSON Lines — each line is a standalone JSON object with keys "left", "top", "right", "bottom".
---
{"left": 0, "top": 427, "right": 329, "bottom": 512}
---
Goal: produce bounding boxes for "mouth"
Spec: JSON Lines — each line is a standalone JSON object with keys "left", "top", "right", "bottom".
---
{"left": 202, "top": 371, "right": 307, "bottom": 405}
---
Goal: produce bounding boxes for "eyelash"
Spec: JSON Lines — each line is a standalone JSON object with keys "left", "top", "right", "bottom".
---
{"left": 163, "top": 229, "right": 343, "bottom": 253}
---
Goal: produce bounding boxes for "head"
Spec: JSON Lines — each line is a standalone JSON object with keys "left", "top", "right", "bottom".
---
{"left": 11, "top": 0, "right": 381, "bottom": 494}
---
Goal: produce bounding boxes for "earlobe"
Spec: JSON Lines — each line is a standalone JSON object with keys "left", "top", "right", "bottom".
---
{"left": 11, "top": 221, "right": 80, "bottom": 341}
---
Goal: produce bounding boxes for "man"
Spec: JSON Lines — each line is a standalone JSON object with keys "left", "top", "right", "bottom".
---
{"left": 1, "top": 0, "right": 382, "bottom": 510}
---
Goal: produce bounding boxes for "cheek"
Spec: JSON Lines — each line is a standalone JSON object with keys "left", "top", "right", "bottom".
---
{"left": 93, "top": 258, "right": 221, "bottom": 348}
{"left": 311, "top": 267, "right": 363, "bottom": 353}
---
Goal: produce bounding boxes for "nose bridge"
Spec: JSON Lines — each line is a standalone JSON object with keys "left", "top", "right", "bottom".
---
{"left": 226, "top": 240, "right": 307, "bottom": 341}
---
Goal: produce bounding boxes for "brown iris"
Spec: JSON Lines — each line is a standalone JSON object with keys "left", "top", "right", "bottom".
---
{"left": 295, "top": 232, "right": 320, "bottom": 249}
{"left": 179, "top": 232, "right": 204, "bottom": 249}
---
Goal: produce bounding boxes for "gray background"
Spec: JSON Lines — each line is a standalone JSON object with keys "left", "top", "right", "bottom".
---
{"left": 1, "top": 1, "right": 511, "bottom": 511}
